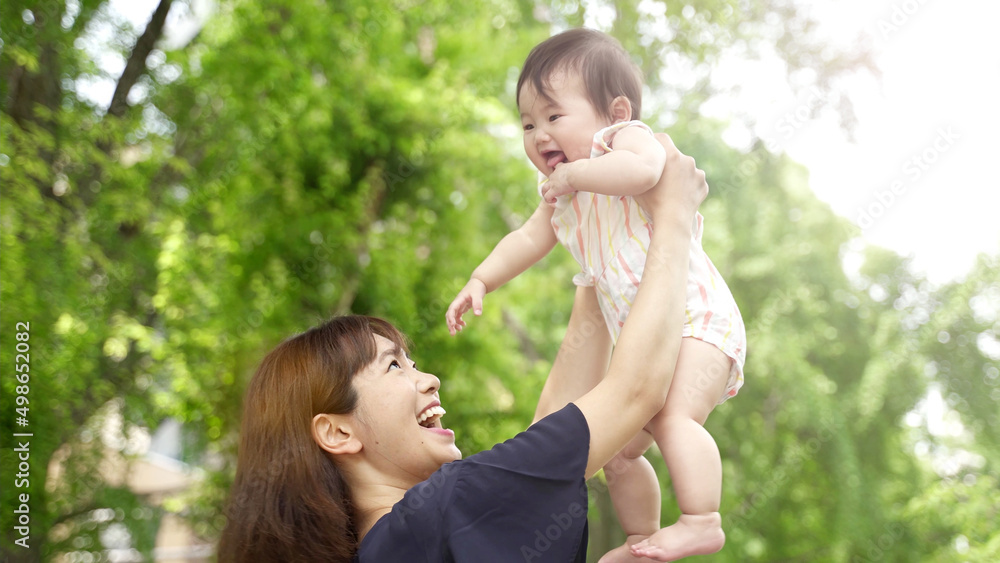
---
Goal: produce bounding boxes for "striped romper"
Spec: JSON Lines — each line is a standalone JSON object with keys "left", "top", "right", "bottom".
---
{"left": 540, "top": 120, "right": 746, "bottom": 403}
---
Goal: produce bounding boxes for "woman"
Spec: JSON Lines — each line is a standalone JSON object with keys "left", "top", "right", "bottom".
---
{"left": 217, "top": 133, "right": 708, "bottom": 562}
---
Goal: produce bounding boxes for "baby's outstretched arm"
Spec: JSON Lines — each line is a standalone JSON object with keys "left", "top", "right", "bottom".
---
{"left": 446, "top": 200, "right": 557, "bottom": 334}
{"left": 542, "top": 126, "right": 667, "bottom": 203}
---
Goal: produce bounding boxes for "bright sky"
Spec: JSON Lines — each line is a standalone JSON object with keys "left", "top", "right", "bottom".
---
{"left": 710, "top": 0, "right": 1000, "bottom": 284}
{"left": 105, "top": 0, "right": 1000, "bottom": 283}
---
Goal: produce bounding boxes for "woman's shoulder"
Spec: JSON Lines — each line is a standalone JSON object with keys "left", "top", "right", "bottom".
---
{"left": 355, "top": 404, "right": 591, "bottom": 562}
{"left": 446, "top": 404, "right": 591, "bottom": 560}
{"left": 355, "top": 462, "right": 462, "bottom": 562}
{"left": 466, "top": 402, "right": 590, "bottom": 477}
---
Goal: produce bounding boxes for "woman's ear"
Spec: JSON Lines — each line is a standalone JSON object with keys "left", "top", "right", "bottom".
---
{"left": 610, "top": 96, "right": 633, "bottom": 123}
{"left": 312, "top": 413, "right": 363, "bottom": 455}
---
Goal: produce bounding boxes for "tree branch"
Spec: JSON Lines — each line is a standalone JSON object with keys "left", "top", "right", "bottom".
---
{"left": 107, "top": 0, "right": 175, "bottom": 118}
{"left": 502, "top": 309, "right": 541, "bottom": 363}
{"left": 334, "top": 158, "right": 387, "bottom": 314}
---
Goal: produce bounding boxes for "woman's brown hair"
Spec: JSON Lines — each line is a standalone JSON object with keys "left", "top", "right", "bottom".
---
{"left": 218, "top": 315, "right": 409, "bottom": 563}
{"left": 516, "top": 28, "right": 644, "bottom": 121}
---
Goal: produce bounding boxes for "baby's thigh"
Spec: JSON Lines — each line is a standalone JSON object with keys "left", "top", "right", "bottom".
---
{"left": 662, "top": 337, "right": 733, "bottom": 424}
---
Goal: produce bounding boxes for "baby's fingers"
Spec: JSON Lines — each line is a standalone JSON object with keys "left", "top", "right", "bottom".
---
{"left": 541, "top": 187, "right": 558, "bottom": 206}
{"left": 445, "top": 298, "right": 468, "bottom": 335}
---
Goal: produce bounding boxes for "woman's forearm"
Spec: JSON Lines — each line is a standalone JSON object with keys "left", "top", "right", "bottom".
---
{"left": 574, "top": 134, "right": 704, "bottom": 479}
{"left": 611, "top": 206, "right": 692, "bottom": 399}
{"left": 577, "top": 206, "right": 692, "bottom": 478}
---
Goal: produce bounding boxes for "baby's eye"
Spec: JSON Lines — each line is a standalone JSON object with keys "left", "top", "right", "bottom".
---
{"left": 548, "top": 114, "right": 561, "bottom": 122}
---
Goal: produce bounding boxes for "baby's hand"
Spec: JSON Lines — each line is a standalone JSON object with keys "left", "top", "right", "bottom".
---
{"left": 445, "top": 278, "right": 487, "bottom": 335}
{"left": 541, "top": 163, "right": 576, "bottom": 204}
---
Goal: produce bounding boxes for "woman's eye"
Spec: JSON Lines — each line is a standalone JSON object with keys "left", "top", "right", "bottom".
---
{"left": 388, "top": 360, "right": 401, "bottom": 370}
{"left": 523, "top": 124, "right": 534, "bottom": 131}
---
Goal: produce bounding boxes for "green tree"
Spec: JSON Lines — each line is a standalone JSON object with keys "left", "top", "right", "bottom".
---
{"left": 3, "top": 0, "right": 182, "bottom": 560}
{"left": 901, "top": 253, "right": 1000, "bottom": 562}
{"left": 3, "top": 0, "right": 995, "bottom": 562}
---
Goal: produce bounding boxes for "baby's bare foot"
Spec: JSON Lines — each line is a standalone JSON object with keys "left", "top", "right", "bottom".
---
{"left": 599, "top": 534, "right": 660, "bottom": 563}
{"left": 629, "top": 513, "right": 725, "bottom": 562}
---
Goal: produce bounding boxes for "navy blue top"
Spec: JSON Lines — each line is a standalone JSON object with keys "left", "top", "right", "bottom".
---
{"left": 354, "top": 403, "right": 591, "bottom": 562}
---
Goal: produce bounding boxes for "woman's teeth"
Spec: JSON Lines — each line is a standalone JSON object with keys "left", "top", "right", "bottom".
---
{"left": 418, "top": 405, "right": 446, "bottom": 427}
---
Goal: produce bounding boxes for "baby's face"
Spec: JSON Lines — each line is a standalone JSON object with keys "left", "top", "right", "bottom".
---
{"left": 518, "top": 71, "right": 613, "bottom": 176}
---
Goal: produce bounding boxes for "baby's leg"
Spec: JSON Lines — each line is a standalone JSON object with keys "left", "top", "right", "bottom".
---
{"left": 533, "top": 286, "right": 611, "bottom": 422}
{"left": 631, "top": 337, "right": 732, "bottom": 562}
{"left": 597, "top": 431, "right": 660, "bottom": 563}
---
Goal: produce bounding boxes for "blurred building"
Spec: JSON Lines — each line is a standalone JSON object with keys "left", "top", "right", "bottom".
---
{"left": 48, "top": 412, "right": 214, "bottom": 563}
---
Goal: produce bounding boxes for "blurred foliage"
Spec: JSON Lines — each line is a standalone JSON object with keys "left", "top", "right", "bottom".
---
{"left": 1, "top": 0, "right": 997, "bottom": 562}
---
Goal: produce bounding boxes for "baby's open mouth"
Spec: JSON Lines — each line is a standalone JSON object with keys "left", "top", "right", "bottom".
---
{"left": 543, "top": 150, "right": 566, "bottom": 169}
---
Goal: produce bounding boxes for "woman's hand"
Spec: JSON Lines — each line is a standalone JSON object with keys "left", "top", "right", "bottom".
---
{"left": 634, "top": 133, "right": 708, "bottom": 223}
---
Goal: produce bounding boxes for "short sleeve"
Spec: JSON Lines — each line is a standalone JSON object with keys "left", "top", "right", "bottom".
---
{"left": 454, "top": 401, "right": 590, "bottom": 484}
{"left": 355, "top": 404, "right": 591, "bottom": 562}
{"left": 594, "top": 120, "right": 654, "bottom": 154}
{"left": 446, "top": 403, "right": 591, "bottom": 561}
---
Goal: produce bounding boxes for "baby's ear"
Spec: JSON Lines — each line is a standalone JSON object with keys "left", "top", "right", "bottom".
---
{"left": 610, "top": 96, "right": 633, "bottom": 123}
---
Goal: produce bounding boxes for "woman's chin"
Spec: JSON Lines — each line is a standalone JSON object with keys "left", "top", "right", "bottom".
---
{"left": 441, "top": 444, "right": 463, "bottom": 464}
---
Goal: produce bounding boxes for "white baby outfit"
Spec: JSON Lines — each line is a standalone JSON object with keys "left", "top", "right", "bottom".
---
{"left": 540, "top": 120, "right": 746, "bottom": 402}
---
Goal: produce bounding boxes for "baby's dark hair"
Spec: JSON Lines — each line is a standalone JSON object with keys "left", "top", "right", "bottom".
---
{"left": 516, "top": 28, "right": 643, "bottom": 121}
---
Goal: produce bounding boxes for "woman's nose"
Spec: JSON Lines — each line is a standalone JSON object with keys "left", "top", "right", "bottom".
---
{"left": 417, "top": 370, "right": 440, "bottom": 394}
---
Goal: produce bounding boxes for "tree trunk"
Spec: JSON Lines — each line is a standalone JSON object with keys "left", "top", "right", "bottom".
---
{"left": 5, "top": 45, "right": 61, "bottom": 131}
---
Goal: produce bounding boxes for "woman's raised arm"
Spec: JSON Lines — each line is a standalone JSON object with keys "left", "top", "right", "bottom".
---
{"left": 573, "top": 133, "right": 708, "bottom": 478}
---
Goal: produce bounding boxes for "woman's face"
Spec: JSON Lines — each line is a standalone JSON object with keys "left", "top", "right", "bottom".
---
{"left": 351, "top": 334, "right": 462, "bottom": 482}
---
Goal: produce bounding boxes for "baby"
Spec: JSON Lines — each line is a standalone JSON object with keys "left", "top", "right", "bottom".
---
{"left": 446, "top": 28, "right": 746, "bottom": 562}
